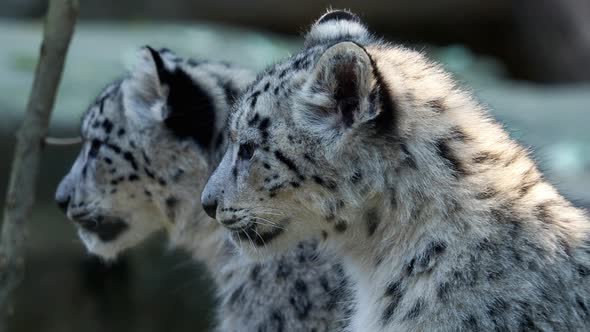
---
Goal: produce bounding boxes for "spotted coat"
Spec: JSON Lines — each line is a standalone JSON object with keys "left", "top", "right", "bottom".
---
{"left": 55, "top": 47, "right": 352, "bottom": 332}
{"left": 202, "top": 10, "right": 590, "bottom": 332}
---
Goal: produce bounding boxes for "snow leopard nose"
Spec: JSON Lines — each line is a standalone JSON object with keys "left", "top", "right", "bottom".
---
{"left": 202, "top": 197, "right": 218, "bottom": 219}
{"left": 55, "top": 176, "right": 73, "bottom": 213}
{"left": 56, "top": 194, "right": 71, "bottom": 213}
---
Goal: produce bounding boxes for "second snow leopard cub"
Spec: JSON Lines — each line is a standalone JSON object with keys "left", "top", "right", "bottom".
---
{"left": 203, "top": 10, "right": 590, "bottom": 332}
{"left": 55, "top": 47, "right": 351, "bottom": 332}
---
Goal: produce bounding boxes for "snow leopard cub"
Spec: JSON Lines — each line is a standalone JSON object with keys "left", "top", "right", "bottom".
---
{"left": 202, "top": 10, "right": 590, "bottom": 332}
{"left": 56, "top": 46, "right": 352, "bottom": 332}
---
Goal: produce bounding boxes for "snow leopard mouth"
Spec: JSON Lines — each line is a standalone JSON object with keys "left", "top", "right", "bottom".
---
{"left": 73, "top": 215, "right": 129, "bottom": 242}
{"left": 230, "top": 225, "right": 284, "bottom": 247}
{"left": 227, "top": 218, "right": 288, "bottom": 248}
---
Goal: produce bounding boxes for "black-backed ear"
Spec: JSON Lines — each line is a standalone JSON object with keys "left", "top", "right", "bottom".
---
{"left": 159, "top": 55, "right": 217, "bottom": 149}
{"left": 122, "top": 46, "right": 217, "bottom": 148}
{"left": 145, "top": 46, "right": 168, "bottom": 85}
{"left": 122, "top": 46, "right": 169, "bottom": 122}
{"left": 304, "top": 9, "right": 370, "bottom": 47}
{"left": 297, "top": 42, "right": 378, "bottom": 132}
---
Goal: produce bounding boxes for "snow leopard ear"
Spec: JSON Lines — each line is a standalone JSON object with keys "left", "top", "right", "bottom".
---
{"left": 122, "top": 46, "right": 170, "bottom": 122}
{"left": 304, "top": 9, "right": 370, "bottom": 47}
{"left": 298, "top": 41, "right": 378, "bottom": 133}
{"left": 123, "top": 46, "right": 218, "bottom": 148}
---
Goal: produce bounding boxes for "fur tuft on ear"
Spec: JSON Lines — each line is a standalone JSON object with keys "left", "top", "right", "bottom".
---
{"left": 297, "top": 42, "right": 378, "bottom": 134}
{"left": 121, "top": 46, "right": 171, "bottom": 122}
{"left": 305, "top": 9, "right": 370, "bottom": 47}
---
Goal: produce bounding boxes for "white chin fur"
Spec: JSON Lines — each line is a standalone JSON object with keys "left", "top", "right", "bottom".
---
{"left": 77, "top": 217, "right": 163, "bottom": 260}
{"left": 78, "top": 229, "right": 123, "bottom": 261}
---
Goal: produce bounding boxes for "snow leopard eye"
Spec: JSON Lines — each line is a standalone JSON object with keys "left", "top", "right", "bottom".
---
{"left": 238, "top": 142, "right": 256, "bottom": 161}
{"left": 88, "top": 139, "right": 102, "bottom": 158}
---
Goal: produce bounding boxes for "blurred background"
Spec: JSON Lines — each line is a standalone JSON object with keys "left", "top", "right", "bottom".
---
{"left": 0, "top": 0, "right": 589, "bottom": 331}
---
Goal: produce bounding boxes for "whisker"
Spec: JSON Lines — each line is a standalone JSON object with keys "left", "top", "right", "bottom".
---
{"left": 251, "top": 208, "right": 284, "bottom": 214}
{"left": 251, "top": 220, "right": 285, "bottom": 230}
{"left": 251, "top": 227, "right": 269, "bottom": 252}
{"left": 239, "top": 225, "right": 256, "bottom": 249}
{"left": 234, "top": 228, "right": 244, "bottom": 249}
{"left": 251, "top": 206, "right": 286, "bottom": 214}
{"left": 251, "top": 216, "right": 283, "bottom": 228}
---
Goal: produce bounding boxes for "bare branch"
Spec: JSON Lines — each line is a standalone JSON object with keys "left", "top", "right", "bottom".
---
{"left": 45, "top": 136, "right": 82, "bottom": 146}
{"left": 0, "top": 0, "right": 79, "bottom": 317}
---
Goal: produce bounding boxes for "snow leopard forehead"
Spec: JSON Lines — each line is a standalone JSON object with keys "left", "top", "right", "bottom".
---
{"left": 230, "top": 46, "right": 324, "bottom": 132}
{"left": 80, "top": 79, "right": 125, "bottom": 141}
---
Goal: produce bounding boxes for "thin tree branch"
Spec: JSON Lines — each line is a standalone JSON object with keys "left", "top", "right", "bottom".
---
{"left": 45, "top": 136, "right": 82, "bottom": 146}
{"left": 0, "top": 0, "right": 79, "bottom": 317}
